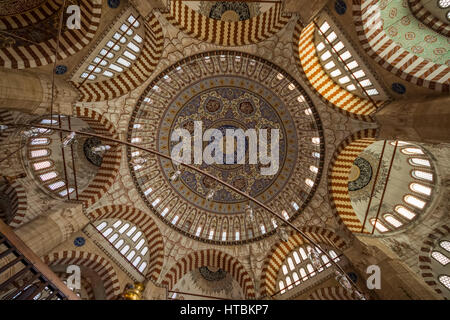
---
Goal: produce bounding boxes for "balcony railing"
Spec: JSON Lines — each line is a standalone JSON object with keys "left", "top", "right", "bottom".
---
{"left": 0, "top": 220, "right": 80, "bottom": 300}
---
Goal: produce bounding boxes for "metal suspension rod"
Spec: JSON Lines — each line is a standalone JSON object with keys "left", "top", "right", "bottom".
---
{"left": 2, "top": 122, "right": 364, "bottom": 297}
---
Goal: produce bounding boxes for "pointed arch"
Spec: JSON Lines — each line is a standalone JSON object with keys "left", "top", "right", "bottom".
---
{"left": 162, "top": 249, "right": 256, "bottom": 298}
{"left": 327, "top": 129, "right": 378, "bottom": 233}
{"left": 42, "top": 250, "right": 121, "bottom": 300}
{"left": 259, "top": 226, "right": 349, "bottom": 297}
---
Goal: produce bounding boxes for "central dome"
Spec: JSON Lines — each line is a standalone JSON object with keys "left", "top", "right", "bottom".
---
{"left": 128, "top": 51, "right": 324, "bottom": 244}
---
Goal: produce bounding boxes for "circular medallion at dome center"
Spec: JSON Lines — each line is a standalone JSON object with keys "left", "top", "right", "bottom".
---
{"left": 156, "top": 76, "right": 297, "bottom": 213}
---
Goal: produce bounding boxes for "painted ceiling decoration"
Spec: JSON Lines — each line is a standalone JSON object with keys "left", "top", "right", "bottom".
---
{"left": 408, "top": 0, "right": 450, "bottom": 37}
{"left": 293, "top": 21, "right": 382, "bottom": 121}
{"left": 128, "top": 51, "right": 324, "bottom": 244}
{"left": 75, "top": 12, "right": 163, "bottom": 102}
{"left": 0, "top": 0, "right": 102, "bottom": 69}
{"left": 162, "top": 1, "right": 290, "bottom": 46}
{"left": 352, "top": 0, "right": 450, "bottom": 92}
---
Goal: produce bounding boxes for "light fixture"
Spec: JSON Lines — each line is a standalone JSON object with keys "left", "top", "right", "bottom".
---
{"left": 62, "top": 132, "right": 77, "bottom": 148}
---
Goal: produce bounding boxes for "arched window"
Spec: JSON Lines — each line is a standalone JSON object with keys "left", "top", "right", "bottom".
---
{"left": 305, "top": 178, "right": 314, "bottom": 188}
{"left": 32, "top": 161, "right": 52, "bottom": 171}
{"left": 285, "top": 276, "right": 293, "bottom": 290}
{"left": 292, "top": 272, "right": 300, "bottom": 286}
{"left": 39, "top": 171, "right": 57, "bottom": 182}
{"left": 299, "top": 248, "right": 308, "bottom": 260}
{"left": 299, "top": 268, "right": 308, "bottom": 281}
{"left": 315, "top": 18, "right": 382, "bottom": 98}
{"left": 309, "top": 166, "right": 318, "bottom": 173}
{"left": 30, "top": 138, "right": 49, "bottom": 146}
{"left": 282, "top": 265, "right": 288, "bottom": 276}
{"left": 279, "top": 281, "right": 286, "bottom": 294}
{"left": 306, "top": 264, "right": 316, "bottom": 277}
{"left": 95, "top": 219, "right": 149, "bottom": 274}
{"left": 293, "top": 252, "right": 301, "bottom": 264}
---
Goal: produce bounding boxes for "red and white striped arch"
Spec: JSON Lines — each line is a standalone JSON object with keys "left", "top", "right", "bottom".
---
{"left": 162, "top": 1, "right": 290, "bottom": 47}
{"left": 87, "top": 205, "right": 165, "bottom": 282}
{"left": 43, "top": 250, "right": 121, "bottom": 300}
{"left": 162, "top": 249, "right": 256, "bottom": 299}
{"left": 0, "top": 109, "right": 15, "bottom": 143}
{"left": 259, "top": 226, "right": 349, "bottom": 297}
{"left": 293, "top": 21, "right": 379, "bottom": 121}
{"left": 352, "top": 0, "right": 449, "bottom": 92}
{"left": 328, "top": 129, "right": 378, "bottom": 233}
{"left": 418, "top": 224, "right": 449, "bottom": 299}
